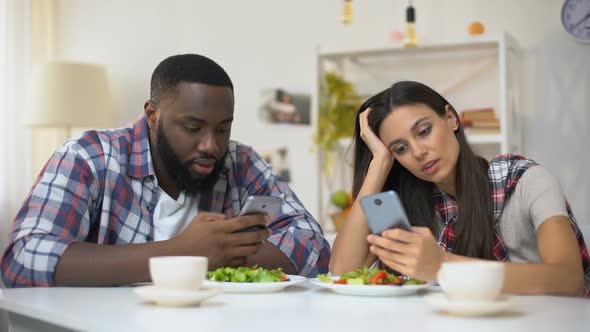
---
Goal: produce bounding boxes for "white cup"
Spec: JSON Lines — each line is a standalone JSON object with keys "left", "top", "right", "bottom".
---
{"left": 437, "top": 261, "right": 504, "bottom": 301}
{"left": 149, "top": 256, "right": 208, "bottom": 290}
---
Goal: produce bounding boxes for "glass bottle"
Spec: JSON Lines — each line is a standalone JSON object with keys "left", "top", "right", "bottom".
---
{"left": 403, "top": 1, "right": 417, "bottom": 47}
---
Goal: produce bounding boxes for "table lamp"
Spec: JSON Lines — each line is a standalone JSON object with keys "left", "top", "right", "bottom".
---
{"left": 24, "top": 61, "right": 115, "bottom": 137}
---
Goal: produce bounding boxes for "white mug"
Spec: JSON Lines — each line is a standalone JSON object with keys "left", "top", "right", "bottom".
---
{"left": 149, "top": 256, "right": 208, "bottom": 290}
{"left": 437, "top": 261, "right": 504, "bottom": 301}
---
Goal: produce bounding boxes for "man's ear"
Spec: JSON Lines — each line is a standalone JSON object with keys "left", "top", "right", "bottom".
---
{"left": 445, "top": 105, "right": 459, "bottom": 131}
{"left": 144, "top": 100, "right": 159, "bottom": 129}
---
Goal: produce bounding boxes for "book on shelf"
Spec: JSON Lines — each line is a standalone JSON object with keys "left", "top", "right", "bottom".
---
{"left": 464, "top": 126, "right": 501, "bottom": 135}
{"left": 461, "top": 118, "right": 500, "bottom": 129}
{"left": 460, "top": 108, "right": 499, "bottom": 133}
{"left": 460, "top": 107, "right": 496, "bottom": 121}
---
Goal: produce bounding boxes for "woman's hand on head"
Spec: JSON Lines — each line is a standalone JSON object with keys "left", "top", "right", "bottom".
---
{"left": 359, "top": 108, "right": 393, "bottom": 167}
{"left": 366, "top": 227, "right": 444, "bottom": 281}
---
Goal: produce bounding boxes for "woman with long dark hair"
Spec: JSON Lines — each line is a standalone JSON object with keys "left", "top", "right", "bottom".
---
{"left": 330, "top": 81, "right": 589, "bottom": 296}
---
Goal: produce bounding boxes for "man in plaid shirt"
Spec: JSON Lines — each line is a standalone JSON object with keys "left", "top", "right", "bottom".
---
{"left": 1, "top": 54, "right": 330, "bottom": 287}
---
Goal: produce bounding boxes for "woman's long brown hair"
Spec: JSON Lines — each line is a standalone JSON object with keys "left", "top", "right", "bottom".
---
{"left": 351, "top": 81, "right": 494, "bottom": 259}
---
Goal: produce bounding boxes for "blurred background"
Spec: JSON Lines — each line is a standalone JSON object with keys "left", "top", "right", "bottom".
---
{"left": 1, "top": 0, "right": 589, "bottom": 251}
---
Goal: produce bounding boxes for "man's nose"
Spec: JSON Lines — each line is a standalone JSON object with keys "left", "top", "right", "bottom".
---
{"left": 197, "top": 130, "right": 218, "bottom": 153}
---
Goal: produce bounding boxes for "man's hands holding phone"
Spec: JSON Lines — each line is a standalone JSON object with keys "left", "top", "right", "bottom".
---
{"left": 170, "top": 212, "right": 270, "bottom": 269}
{"left": 234, "top": 195, "right": 281, "bottom": 233}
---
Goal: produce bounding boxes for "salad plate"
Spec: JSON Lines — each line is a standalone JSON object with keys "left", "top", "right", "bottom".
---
{"left": 203, "top": 275, "right": 306, "bottom": 293}
{"left": 203, "top": 266, "right": 306, "bottom": 293}
{"left": 310, "top": 276, "right": 429, "bottom": 296}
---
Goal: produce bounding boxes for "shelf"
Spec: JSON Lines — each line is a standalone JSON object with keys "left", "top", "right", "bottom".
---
{"left": 466, "top": 134, "right": 502, "bottom": 144}
{"left": 319, "top": 37, "right": 504, "bottom": 63}
{"left": 315, "top": 32, "right": 519, "bottom": 229}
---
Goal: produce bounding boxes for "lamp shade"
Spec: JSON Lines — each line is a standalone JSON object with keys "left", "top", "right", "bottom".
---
{"left": 25, "top": 61, "right": 115, "bottom": 128}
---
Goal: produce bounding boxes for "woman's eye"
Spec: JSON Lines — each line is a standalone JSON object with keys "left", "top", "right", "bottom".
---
{"left": 418, "top": 126, "right": 432, "bottom": 136}
{"left": 394, "top": 145, "right": 407, "bottom": 154}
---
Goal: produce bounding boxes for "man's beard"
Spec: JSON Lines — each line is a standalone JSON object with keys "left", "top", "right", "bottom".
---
{"left": 156, "top": 125, "right": 225, "bottom": 195}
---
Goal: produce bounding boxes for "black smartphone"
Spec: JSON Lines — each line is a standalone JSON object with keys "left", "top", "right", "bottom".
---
{"left": 233, "top": 196, "right": 282, "bottom": 233}
{"left": 360, "top": 190, "right": 412, "bottom": 235}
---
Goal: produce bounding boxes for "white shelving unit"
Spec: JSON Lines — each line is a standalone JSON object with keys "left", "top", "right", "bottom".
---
{"left": 313, "top": 33, "right": 521, "bottom": 230}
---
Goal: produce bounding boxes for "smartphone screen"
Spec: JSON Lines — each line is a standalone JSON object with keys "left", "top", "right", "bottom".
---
{"left": 360, "top": 190, "right": 412, "bottom": 235}
{"left": 239, "top": 196, "right": 282, "bottom": 216}
{"left": 234, "top": 196, "right": 282, "bottom": 233}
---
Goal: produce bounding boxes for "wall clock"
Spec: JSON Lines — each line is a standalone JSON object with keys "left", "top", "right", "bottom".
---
{"left": 561, "top": 0, "right": 590, "bottom": 42}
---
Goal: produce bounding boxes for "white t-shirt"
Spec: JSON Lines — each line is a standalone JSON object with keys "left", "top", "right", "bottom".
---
{"left": 153, "top": 188, "right": 200, "bottom": 241}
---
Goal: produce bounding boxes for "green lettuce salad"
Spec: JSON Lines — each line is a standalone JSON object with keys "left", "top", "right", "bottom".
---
{"left": 207, "top": 265, "right": 289, "bottom": 283}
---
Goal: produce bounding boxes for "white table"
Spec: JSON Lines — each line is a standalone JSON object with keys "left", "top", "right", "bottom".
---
{"left": 1, "top": 283, "right": 589, "bottom": 332}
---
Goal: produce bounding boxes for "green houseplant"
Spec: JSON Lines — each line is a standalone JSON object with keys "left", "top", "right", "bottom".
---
{"left": 314, "top": 72, "right": 362, "bottom": 231}
{"left": 314, "top": 72, "right": 362, "bottom": 177}
{"left": 314, "top": 72, "right": 361, "bottom": 155}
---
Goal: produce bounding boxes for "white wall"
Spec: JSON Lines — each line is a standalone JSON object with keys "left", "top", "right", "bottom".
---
{"left": 51, "top": 0, "right": 590, "bottom": 226}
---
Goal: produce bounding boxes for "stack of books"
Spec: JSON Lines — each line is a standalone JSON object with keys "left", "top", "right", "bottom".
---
{"left": 460, "top": 108, "right": 500, "bottom": 135}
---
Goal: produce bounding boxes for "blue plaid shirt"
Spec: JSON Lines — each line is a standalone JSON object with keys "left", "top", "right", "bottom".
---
{"left": 1, "top": 115, "right": 330, "bottom": 287}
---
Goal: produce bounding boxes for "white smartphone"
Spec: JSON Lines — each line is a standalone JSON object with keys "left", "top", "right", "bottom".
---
{"left": 234, "top": 196, "right": 283, "bottom": 233}
{"left": 360, "top": 190, "right": 412, "bottom": 235}
{"left": 239, "top": 195, "right": 283, "bottom": 216}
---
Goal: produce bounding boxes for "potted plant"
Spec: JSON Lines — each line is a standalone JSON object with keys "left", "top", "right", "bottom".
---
{"left": 314, "top": 72, "right": 361, "bottom": 163}
{"left": 314, "top": 72, "right": 362, "bottom": 231}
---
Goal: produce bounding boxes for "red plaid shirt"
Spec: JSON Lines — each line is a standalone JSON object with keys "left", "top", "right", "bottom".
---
{"left": 436, "top": 154, "right": 590, "bottom": 296}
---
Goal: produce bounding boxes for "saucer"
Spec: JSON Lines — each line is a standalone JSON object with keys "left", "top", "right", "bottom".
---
{"left": 133, "top": 285, "right": 221, "bottom": 307}
{"left": 424, "top": 293, "right": 515, "bottom": 316}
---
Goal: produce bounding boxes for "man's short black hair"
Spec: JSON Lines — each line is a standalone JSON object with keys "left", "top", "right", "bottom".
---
{"left": 150, "top": 54, "right": 233, "bottom": 105}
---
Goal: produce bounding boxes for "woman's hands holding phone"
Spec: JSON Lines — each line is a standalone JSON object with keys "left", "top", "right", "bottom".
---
{"left": 359, "top": 108, "right": 394, "bottom": 169}
{"left": 367, "top": 227, "right": 445, "bottom": 281}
